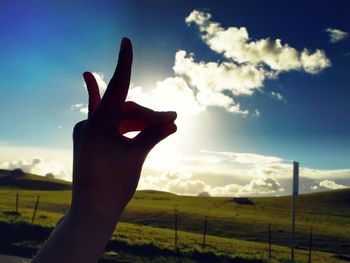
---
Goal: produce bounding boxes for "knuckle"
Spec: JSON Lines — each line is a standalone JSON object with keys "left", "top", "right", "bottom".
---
{"left": 73, "top": 121, "right": 86, "bottom": 139}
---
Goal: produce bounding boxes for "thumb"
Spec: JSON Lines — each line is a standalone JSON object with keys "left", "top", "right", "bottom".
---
{"left": 132, "top": 123, "right": 177, "bottom": 154}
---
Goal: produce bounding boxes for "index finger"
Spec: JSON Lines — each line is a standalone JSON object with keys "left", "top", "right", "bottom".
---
{"left": 98, "top": 37, "right": 133, "bottom": 122}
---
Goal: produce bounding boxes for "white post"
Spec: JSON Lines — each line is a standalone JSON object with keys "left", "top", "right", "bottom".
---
{"left": 291, "top": 161, "right": 299, "bottom": 263}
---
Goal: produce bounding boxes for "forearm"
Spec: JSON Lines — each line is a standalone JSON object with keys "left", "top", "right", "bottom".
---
{"left": 32, "top": 210, "right": 120, "bottom": 263}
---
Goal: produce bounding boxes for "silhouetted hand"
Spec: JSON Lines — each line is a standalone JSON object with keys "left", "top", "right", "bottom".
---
{"left": 33, "top": 38, "right": 176, "bottom": 263}
{"left": 72, "top": 38, "right": 177, "bottom": 222}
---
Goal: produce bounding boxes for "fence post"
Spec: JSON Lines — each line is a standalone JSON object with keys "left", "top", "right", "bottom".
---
{"left": 268, "top": 223, "right": 271, "bottom": 260}
{"left": 308, "top": 228, "right": 313, "bottom": 263}
{"left": 291, "top": 161, "right": 299, "bottom": 263}
{"left": 174, "top": 205, "right": 178, "bottom": 249}
{"left": 202, "top": 216, "right": 208, "bottom": 249}
{"left": 32, "top": 196, "right": 40, "bottom": 224}
{"left": 15, "top": 191, "right": 19, "bottom": 216}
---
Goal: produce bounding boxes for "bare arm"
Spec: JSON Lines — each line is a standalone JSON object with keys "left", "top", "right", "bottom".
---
{"left": 33, "top": 38, "right": 177, "bottom": 263}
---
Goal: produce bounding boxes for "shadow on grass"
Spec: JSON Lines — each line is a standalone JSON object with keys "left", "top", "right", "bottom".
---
{"left": 0, "top": 220, "right": 265, "bottom": 262}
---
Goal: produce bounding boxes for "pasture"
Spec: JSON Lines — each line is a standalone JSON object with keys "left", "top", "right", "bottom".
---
{"left": 0, "top": 169, "right": 349, "bottom": 262}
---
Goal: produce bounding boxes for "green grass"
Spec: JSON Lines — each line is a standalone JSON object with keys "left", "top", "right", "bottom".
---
{"left": 123, "top": 189, "right": 350, "bottom": 253}
{"left": 0, "top": 169, "right": 349, "bottom": 262}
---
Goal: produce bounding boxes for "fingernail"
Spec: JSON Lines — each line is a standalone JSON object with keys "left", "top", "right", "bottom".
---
{"left": 120, "top": 37, "right": 130, "bottom": 53}
{"left": 161, "top": 111, "right": 177, "bottom": 119}
{"left": 83, "top": 72, "right": 89, "bottom": 81}
{"left": 169, "top": 111, "right": 177, "bottom": 119}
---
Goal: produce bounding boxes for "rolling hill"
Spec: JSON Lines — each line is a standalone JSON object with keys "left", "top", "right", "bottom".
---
{"left": 0, "top": 169, "right": 71, "bottom": 190}
{"left": 0, "top": 169, "right": 349, "bottom": 262}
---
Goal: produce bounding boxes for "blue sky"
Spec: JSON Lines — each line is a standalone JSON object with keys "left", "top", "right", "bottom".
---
{"left": 0, "top": 0, "right": 349, "bottom": 196}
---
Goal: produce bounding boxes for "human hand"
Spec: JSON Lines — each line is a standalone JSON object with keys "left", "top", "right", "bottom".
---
{"left": 33, "top": 37, "right": 175, "bottom": 263}
{"left": 71, "top": 38, "right": 177, "bottom": 223}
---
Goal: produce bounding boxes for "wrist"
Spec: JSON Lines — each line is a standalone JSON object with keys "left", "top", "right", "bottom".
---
{"left": 69, "top": 191, "right": 128, "bottom": 228}
{"left": 68, "top": 206, "right": 121, "bottom": 228}
{"left": 34, "top": 206, "right": 119, "bottom": 263}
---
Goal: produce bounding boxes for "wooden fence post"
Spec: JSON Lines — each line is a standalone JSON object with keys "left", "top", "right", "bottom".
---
{"left": 308, "top": 228, "right": 313, "bottom": 263}
{"left": 291, "top": 161, "right": 299, "bottom": 263}
{"left": 202, "top": 216, "right": 208, "bottom": 249}
{"left": 174, "top": 205, "right": 178, "bottom": 249}
{"left": 15, "top": 191, "right": 19, "bottom": 216}
{"left": 268, "top": 223, "right": 271, "bottom": 260}
{"left": 32, "top": 196, "right": 40, "bottom": 224}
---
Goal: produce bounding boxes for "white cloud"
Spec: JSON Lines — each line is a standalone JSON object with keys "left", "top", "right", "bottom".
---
{"left": 173, "top": 50, "right": 268, "bottom": 96}
{"left": 301, "top": 168, "right": 350, "bottom": 180}
{"left": 1, "top": 142, "right": 349, "bottom": 196}
{"left": 128, "top": 77, "right": 204, "bottom": 116}
{"left": 318, "top": 180, "right": 348, "bottom": 190}
{"left": 211, "top": 176, "right": 284, "bottom": 196}
{"left": 167, "top": 178, "right": 207, "bottom": 195}
{"left": 127, "top": 77, "right": 204, "bottom": 137}
{"left": 0, "top": 158, "right": 69, "bottom": 179}
{"left": 71, "top": 103, "right": 88, "bottom": 115}
{"left": 271, "top": 91, "right": 285, "bottom": 101}
{"left": 71, "top": 103, "right": 84, "bottom": 109}
{"left": 139, "top": 148, "right": 350, "bottom": 196}
{"left": 0, "top": 143, "right": 72, "bottom": 181}
{"left": 326, "top": 28, "right": 349, "bottom": 43}
{"left": 186, "top": 10, "right": 331, "bottom": 73}
{"left": 79, "top": 106, "right": 88, "bottom": 114}
{"left": 139, "top": 166, "right": 284, "bottom": 197}
{"left": 175, "top": 9, "right": 331, "bottom": 115}
{"left": 139, "top": 170, "right": 207, "bottom": 196}
{"left": 72, "top": 10, "right": 331, "bottom": 117}
{"left": 253, "top": 109, "right": 260, "bottom": 117}
{"left": 200, "top": 150, "right": 283, "bottom": 165}
{"left": 128, "top": 52, "right": 254, "bottom": 115}
{"left": 173, "top": 50, "right": 265, "bottom": 114}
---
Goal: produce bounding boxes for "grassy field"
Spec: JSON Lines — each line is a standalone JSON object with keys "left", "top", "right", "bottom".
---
{"left": 0, "top": 169, "right": 349, "bottom": 262}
